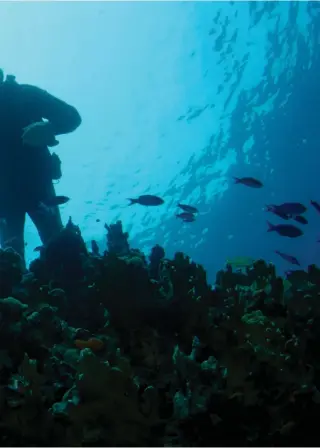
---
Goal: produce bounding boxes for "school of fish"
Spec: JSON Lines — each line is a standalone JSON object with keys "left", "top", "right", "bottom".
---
{"left": 124, "top": 177, "right": 320, "bottom": 269}
{"left": 15, "top": 175, "right": 319, "bottom": 269}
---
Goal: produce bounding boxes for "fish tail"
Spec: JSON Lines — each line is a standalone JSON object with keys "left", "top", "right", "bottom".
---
{"left": 233, "top": 177, "right": 240, "bottom": 183}
{"left": 127, "top": 198, "right": 137, "bottom": 205}
{"left": 266, "top": 221, "right": 275, "bottom": 232}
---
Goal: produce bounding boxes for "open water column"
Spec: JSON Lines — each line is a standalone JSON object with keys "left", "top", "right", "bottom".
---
{"left": 0, "top": 1, "right": 319, "bottom": 281}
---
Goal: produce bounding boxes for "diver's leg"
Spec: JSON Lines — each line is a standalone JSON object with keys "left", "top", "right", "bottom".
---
{"left": 0, "top": 209, "right": 26, "bottom": 260}
{"left": 28, "top": 180, "right": 63, "bottom": 245}
{"left": 28, "top": 204, "right": 63, "bottom": 246}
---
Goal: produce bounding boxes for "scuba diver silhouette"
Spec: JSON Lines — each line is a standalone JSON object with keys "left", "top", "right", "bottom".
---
{"left": 0, "top": 69, "right": 81, "bottom": 267}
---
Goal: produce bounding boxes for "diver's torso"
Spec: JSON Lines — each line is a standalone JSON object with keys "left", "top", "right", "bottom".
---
{"left": 0, "top": 82, "right": 52, "bottom": 211}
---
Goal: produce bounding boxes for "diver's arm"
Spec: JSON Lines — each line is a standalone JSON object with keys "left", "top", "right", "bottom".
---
{"left": 20, "top": 84, "right": 82, "bottom": 135}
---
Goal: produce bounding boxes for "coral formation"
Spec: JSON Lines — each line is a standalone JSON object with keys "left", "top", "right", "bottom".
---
{"left": 105, "top": 220, "right": 130, "bottom": 255}
{"left": 0, "top": 219, "right": 320, "bottom": 446}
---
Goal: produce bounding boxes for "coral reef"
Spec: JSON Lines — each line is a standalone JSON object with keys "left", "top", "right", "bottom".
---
{"left": 0, "top": 219, "right": 320, "bottom": 446}
{"left": 105, "top": 220, "right": 130, "bottom": 256}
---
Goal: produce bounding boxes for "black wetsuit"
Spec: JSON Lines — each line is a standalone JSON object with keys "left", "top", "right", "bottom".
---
{"left": 0, "top": 80, "right": 81, "bottom": 263}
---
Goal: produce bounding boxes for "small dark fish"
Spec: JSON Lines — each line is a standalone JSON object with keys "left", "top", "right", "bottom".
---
{"left": 265, "top": 204, "right": 290, "bottom": 220}
{"left": 274, "top": 202, "right": 306, "bottom": 216}
{"left": 182, "top": 216, "right": 196, "bottom": 222}
{"left": 178, "top": 203, "right": 198, "bottom": 214}
{"left": 176, "top": 212, "right": 196, "bottom": 222}
{"left": 128, "top": 195, "right": 164, "bottom": 206}
{"left": 91, "top": 240, "right": 100, "bottom": 256}
{"left": 294, "top": 215, "right": 308, "bottom": 225}
{"left": 275, "top": 250, "right": 300, "bottom": 266}
{"left": 34, "top": 245, "right": 44, "bottom": 252}
{"left": 43, "top": 195, "right": 70, "bottom": 207}
{"left": 96, "top": 218, "right": 101, "bottom": 223}
{"left": 233, "top": 176, "right": 263, "bottom": 188}
{"left": 267, "top": 221, "right": 303, "bottom": 238}
{"left": 311, "top": 200, "right": 320, "bottom": 214}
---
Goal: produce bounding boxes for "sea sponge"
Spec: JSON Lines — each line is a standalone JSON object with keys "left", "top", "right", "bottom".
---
{"left": 0, "top": 296, "right": 28, "bottom": 321}
{"left": 74, "top": 337, "right": 105, "bottom": 352}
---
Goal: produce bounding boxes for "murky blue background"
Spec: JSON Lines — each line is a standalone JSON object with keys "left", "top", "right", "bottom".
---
{"left": 1, "top": 1, "right": 319, "bottom": 282}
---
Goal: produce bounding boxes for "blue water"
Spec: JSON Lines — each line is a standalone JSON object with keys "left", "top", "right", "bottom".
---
{"left": 2, "top": 1, "right": 319, "bottom": 283}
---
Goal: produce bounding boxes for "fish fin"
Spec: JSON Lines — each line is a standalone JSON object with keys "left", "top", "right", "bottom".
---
{"left": 267, "top": 221, "right": 275, "bottom": 232}
{"left": 265, "top": 204, "right": 273, "bottom": 212}
{"left": 127, "top": 198, "right": 137, "bottom": 205}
